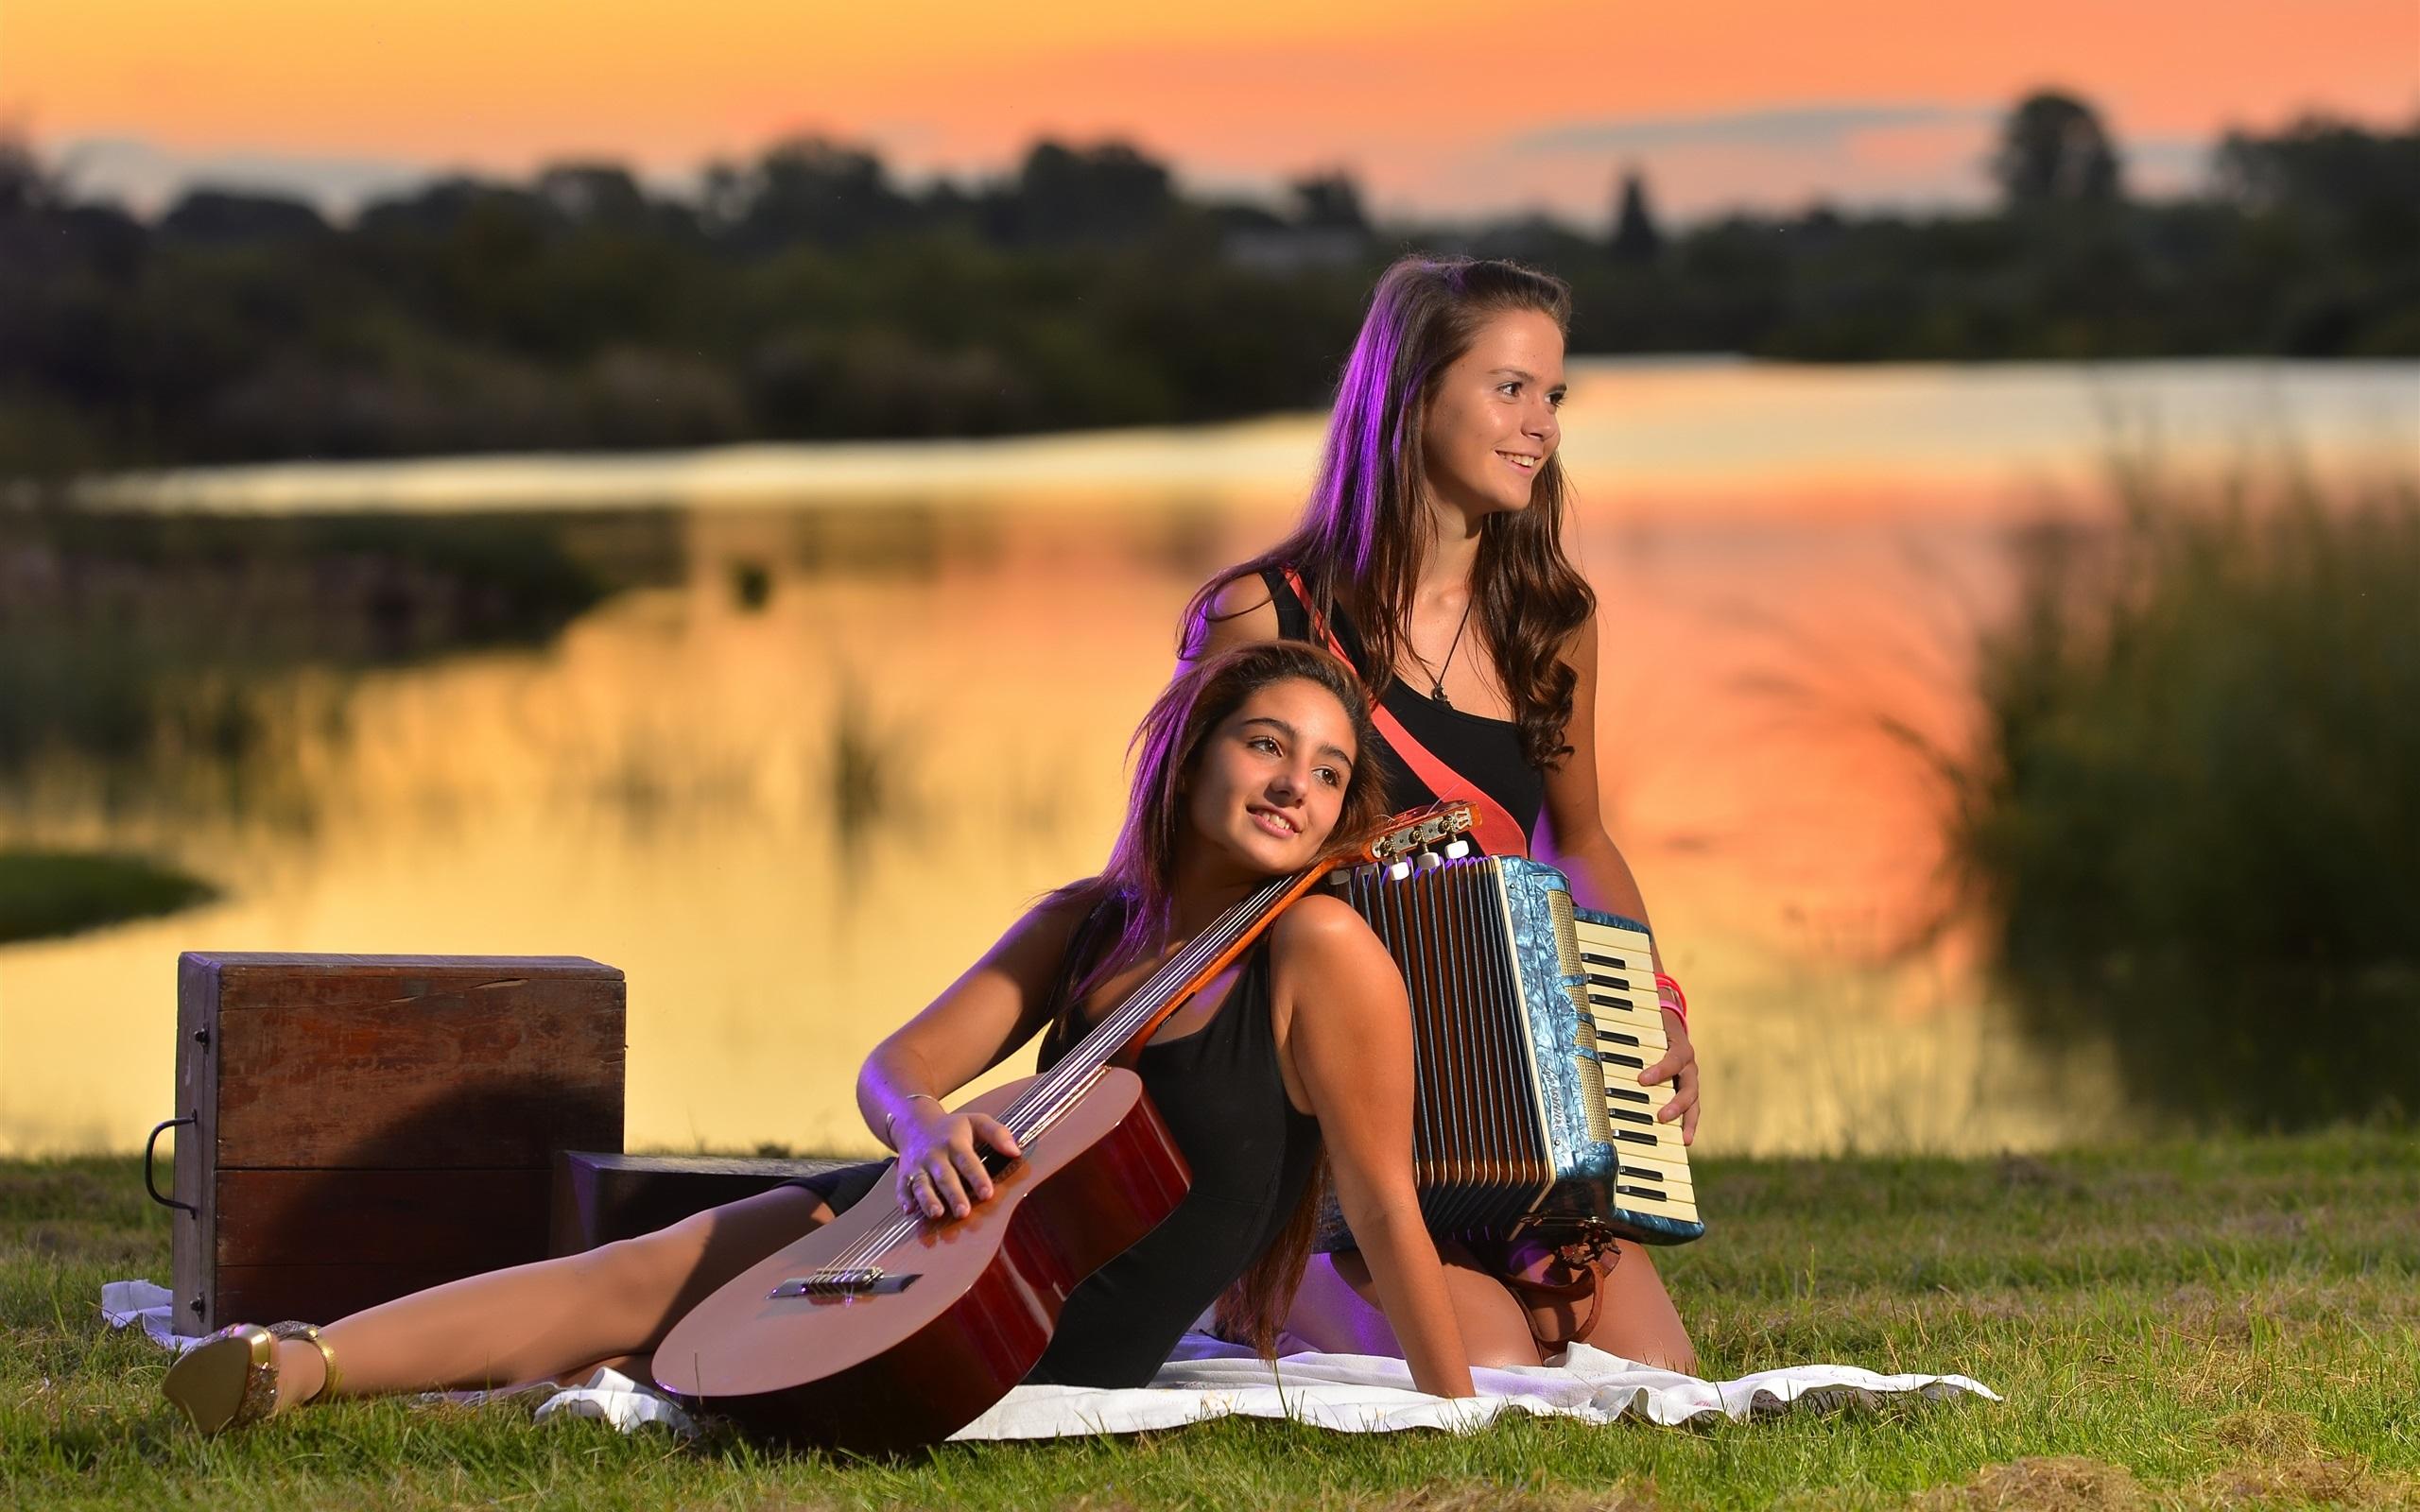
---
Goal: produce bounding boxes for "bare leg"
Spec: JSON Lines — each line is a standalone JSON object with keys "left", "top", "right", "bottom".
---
{"left": 1550, "top": 1241, "right": 1696, "bottom": 1373}
{"left": 1283, "top": 1238, "right": 1698, "bottom": 1376}
{"left": 1284, "top": 1243, "right": 1542, "bottom": 1370}
{"left": 266, "top": 1186, "right": 835, "bottom": 1410}
{"left": 548, "top": 1352, "right": 652, "bottom": 1387}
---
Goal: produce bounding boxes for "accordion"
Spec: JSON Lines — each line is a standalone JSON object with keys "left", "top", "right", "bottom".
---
{"left": 1315, "top": 851, "right": 1703, "bottom": 1250}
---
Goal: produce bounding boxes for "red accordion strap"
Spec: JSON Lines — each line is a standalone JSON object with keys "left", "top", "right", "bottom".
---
{"left": 1281, "top": 567, "right": 1530, "bottom": 861}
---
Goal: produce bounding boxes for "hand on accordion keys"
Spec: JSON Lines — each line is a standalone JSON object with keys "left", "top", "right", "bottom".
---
{"left": 1321, "top": 851, "right": 1706, "bottom": 1246}
{"left": 1639, "top": 975, "right": 1700, "bottom": 1145}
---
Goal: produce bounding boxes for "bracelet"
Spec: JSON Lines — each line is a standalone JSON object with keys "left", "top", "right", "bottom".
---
{"left": 1653, "top": 971, "right": 1688, "bottom": 1029}
{"left": 882, "top": 1091, "right": 942, "bottom": 1147}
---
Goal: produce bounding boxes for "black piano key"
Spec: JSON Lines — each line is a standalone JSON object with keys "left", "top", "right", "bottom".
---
{"left": 1587, "top": 992, "right": 1649, "bottom": 1013}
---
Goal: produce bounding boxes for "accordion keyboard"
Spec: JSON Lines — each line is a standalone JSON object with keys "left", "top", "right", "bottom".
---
{"left": 1322, "top": 853, "right": 1703, "bottom": 1249}
{"left": 1566, "top": 911, "right": 1697, "bottom": 1228}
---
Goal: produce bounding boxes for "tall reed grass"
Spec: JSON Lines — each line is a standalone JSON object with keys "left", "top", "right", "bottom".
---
{"left": 1949, "top": 462, "right": 2419, "bottom": 1126}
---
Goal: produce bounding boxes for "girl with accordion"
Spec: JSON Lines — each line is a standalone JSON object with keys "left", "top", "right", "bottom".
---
{"left": 1184, "top": 255, "right": 1703, "bottom": 1373}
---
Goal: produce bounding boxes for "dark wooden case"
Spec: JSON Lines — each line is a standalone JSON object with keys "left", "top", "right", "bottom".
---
{"left": 159, "top": 953, "right": 624, "bottom": 1335}
{"left": 548, "top": 1151, "right": 870, "bottom": 1255}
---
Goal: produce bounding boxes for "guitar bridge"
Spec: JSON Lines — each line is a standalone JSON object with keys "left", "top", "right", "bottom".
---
{"left": 770, "top": 1268, "right": 921, "bottom": 1299}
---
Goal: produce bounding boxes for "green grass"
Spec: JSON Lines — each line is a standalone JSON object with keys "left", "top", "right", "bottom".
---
{"left": 5, "top": 1132, "right": 2415, "bottom": 1509}
{"left": 0, "top": 848, "right": 217, "bottom": 943}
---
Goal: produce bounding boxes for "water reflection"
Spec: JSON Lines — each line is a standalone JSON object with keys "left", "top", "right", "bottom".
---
{"left": 0, "top": 500, "right": 2102, "bottom": 1159}
{"left": 7, "top": 360, "right": 2414, "bottom": 1158}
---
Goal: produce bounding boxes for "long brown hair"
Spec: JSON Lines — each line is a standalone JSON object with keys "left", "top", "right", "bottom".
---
{"left": 1059, "top": 641, "right": 1385, "bottom": 1354}
{"left": 1181, "top": 254, "right": 1597, "bottom": 769}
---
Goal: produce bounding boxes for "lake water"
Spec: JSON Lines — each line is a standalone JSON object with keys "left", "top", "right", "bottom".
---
{"left": 5, "top": 358, "right": 2414, "bottom": 1159}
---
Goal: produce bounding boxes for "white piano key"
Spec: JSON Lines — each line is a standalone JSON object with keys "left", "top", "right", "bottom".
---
{"left": 1603, "top": 1110, "right": 1688, "bottom": 1159}
{"left": 1583, "top": 979, "right": 1658, "bottom": 1005}
{"left": 1612, "top": 1150, "right": 1695, "bottom": 1190}
{"left": 1572, "top": 919, "right": 1655, "bottom": 953}
{"left": 1582, "top": 999, "right": 1665, "bottom": 1027}
{"left": 1582, "top": 1000, "right": 1662, "bottom": 1024}
{"left": 1581, "top": 1012, "right": 1668, "bottom": 1054}
{"left": 1610, "top": 1187, "right": 1702, "bottom": 1225}
{"left": 1611, "top": 1162, "right": 1697, "bottom": 1196}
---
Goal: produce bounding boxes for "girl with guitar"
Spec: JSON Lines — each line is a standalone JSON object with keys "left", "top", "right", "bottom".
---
{"left": 162, "top": 642, "right": 1479, "bottom": 1435}
{"left": 1183, "top": 255, "right": 1703, "bottom": 1372}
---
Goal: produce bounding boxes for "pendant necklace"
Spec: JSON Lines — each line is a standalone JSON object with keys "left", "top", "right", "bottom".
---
{"left": 1410, "top": 596, "right": 1477, "bottom": 709}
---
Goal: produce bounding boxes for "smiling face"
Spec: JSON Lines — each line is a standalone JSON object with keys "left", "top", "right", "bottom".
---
{"left": 1417, "top": 307, "right": 1566, "bottom": 526}
{"left": 1182, "top": 676, "right": 1360, "bottom": 881}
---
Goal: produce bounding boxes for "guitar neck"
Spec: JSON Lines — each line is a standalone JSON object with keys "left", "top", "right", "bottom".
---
{"left": 996, "top": 802, "right": 1471, "bottom": 1144}
{"left": 1069, "top": 866, "right": 1330, "bottom": 1071}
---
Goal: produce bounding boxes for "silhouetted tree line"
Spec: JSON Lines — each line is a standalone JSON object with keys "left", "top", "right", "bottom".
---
{"left": 2, "top": 93, "right": 2413, "bottom": 476}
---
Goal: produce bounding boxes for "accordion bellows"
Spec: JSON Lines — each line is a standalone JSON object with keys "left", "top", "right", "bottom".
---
{"left": 1315, "top": 854, "right": 1703, "bottom": 1251}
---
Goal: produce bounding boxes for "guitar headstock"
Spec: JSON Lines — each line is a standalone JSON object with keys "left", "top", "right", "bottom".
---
{"left": 1359, "top": 802, "right": 1475, "bottom": 864}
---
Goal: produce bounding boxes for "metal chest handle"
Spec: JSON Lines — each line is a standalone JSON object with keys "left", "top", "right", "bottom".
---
{"left": 145, "top": 1115, "right": 198, "bottom": 1216}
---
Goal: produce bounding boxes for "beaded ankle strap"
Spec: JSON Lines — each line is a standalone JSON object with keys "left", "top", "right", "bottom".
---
{"left": 267, "top": 1321, "right": 340, "bottom": 1402}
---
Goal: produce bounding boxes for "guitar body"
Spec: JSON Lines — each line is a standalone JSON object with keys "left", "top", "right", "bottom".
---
{"left": 651, "top": 1067, "right": 1189, "bottom": 1452}
{"left": 655, "top": 807, "right": 1473, "bottom": 1452}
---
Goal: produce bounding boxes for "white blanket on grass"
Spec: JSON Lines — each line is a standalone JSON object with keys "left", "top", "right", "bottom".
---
{"left": 103, "top": 1280, "right": 1996, "bottom": 1439}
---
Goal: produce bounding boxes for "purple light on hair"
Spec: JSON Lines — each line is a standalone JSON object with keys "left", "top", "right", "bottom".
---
{"left": 1314, "top": 301, "right": 1407, "bottom": 585}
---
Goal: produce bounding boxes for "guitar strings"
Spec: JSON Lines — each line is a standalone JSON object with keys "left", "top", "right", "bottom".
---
{"left": 816, "top": 873, "right": 1291, "bottom": 1276}
{"left": 813, "top": 806, "right": 1453, "bottom": 1280}
{"left": 821, "top": 880, "right": 1273, "bottom": 1271}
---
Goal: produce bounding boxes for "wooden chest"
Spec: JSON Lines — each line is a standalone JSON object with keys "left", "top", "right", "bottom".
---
{"left": 161, "top": 953, "right": 624, "bottom": 1336}
{"left": 549, "top": 1151, "right": 870, "bottom": 1255}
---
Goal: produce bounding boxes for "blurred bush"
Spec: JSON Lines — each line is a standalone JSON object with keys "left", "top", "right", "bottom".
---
{"left": 1950, "top": 467, "right": 2420, "bottom": 1126}
{"left": 0, "top": 507, "right": 680, "bottom": 818}
{"left": 0, "top": 848, "right": 217, "bottom": 943}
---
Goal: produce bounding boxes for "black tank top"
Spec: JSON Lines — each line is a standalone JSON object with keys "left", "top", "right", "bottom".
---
{"left": 1021, "top": 902, "right": 1323, "bottom": 1387}
{"left": 1262, "top": 567, "right": 1546, "bottom": 850}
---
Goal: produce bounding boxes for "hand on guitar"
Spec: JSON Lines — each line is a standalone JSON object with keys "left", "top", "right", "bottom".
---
{"left": 1641, "top": 1010, "right": 1701, "bottom": 1145}
{"left": 890, "top": 1099, "right": 1024, "bottom": 1220}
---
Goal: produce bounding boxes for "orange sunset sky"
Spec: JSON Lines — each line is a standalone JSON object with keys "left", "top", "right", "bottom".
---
{"left": 4, "top": 1, "right": 2415, "bottom": 220}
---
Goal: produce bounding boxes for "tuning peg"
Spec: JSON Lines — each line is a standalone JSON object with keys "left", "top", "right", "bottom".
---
{"left": 1442, "top": 840, "right": 1471, "bottom": 861}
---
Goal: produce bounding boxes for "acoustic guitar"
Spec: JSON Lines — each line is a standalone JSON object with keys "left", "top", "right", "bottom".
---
{"left": 651, "top": 803, "right": 1472, "bottom": 1451}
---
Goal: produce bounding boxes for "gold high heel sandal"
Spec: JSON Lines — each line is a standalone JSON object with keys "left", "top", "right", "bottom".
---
{"left": 161, "top": 1320, "right": 341, "bottom": 1433}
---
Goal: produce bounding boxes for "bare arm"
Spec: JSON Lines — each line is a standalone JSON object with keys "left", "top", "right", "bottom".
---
{"left": 1536, "top": 611, "right": 1700, "bottom": 1143}
{"left": 1535, "top": 610, "right": 1651, "bottom": 925}
{"left": 1176, "top": 573, "right": 1282, "bottom": 674}
{"left": 856, "top": 892, "right": 1087, "bottom": 1216}
{"left": 1272, "top": 896, "right": 1475, "bottom": 1399}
